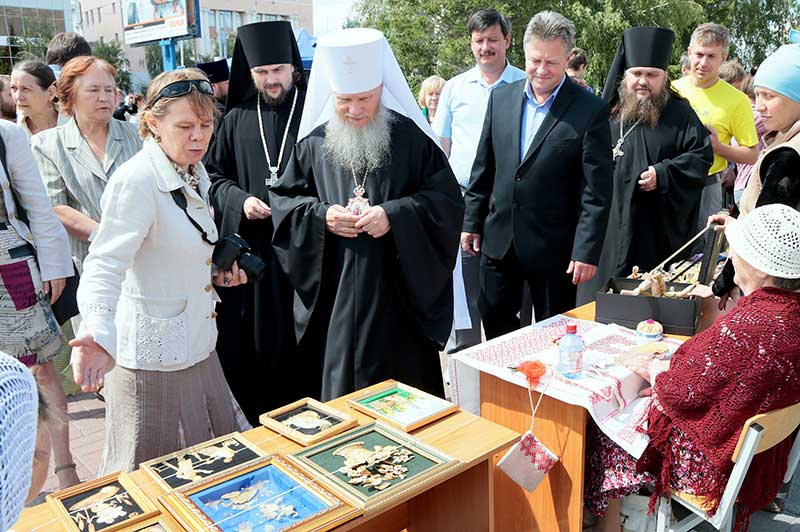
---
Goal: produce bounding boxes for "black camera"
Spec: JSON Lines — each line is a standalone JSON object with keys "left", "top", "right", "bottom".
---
{"left": 212, "top": 234, "right": 266, "bottom": 283}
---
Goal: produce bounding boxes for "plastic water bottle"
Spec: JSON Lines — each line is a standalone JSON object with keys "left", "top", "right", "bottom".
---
{"left": 558, "top": 321, "right": 584, "bottom": 379}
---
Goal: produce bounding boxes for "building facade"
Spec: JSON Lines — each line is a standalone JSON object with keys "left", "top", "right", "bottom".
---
{"left": 80, "top": 0, "right": 312, "bottom": 90}
{"left": 0, "top": 0, "right": 74, "bottom": 72}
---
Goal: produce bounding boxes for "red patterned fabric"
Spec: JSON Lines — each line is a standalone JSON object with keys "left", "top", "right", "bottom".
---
{"left": 638, "top": 287, "right": 800, "bottom": 531}
{"left": 521, "top": 432, "right": 558, "bottom": 471}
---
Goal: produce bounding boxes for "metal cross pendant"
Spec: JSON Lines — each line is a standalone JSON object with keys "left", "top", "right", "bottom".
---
{"left": 266, "top": 167, "right": 279, "bottom": 187}
{"left": 612, "top": 139, "right": 624, "bottom": 161}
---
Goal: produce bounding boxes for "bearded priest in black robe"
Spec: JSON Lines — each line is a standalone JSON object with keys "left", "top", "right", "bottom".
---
{"left": 578, "top": 27, "right": 713, "bottom": 304}
{"left": 204, "top": 21, "right": 309, "bottom": 423}
{"left": 270, "top": 28, "right": 464, "bottom": 401}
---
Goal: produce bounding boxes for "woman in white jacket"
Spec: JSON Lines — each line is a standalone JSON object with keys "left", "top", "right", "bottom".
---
{"left": 70, "top": 69, "right": 246, "bottom": 473}
{"left": 0, "top": 120, "right": 74, "bottom": 489}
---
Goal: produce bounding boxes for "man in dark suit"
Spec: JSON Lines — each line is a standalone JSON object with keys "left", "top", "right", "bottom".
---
{"left": 462, "top": 10, "right": 613, "bottom": 339}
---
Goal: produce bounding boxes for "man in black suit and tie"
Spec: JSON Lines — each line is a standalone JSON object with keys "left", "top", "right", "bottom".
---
{"left": 462, "top": 10, "right": 613, "bottom": 339}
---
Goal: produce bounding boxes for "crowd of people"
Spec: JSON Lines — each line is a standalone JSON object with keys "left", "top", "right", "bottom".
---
{"left": 0, "top": 7, "right": 798, "bottom": 531}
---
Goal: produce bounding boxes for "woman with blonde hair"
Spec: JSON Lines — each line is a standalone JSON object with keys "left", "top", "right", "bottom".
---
{"left": 71, "top": 68, "right": 245, "bottom": 473}
{"left": 418, "top": 75, "right": 445, "bottom": 124}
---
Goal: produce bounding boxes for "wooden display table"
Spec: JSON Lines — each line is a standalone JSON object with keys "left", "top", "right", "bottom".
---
{"left": 480, "top": 302, "right": 702, "bottom": 532}
{"left": 14, "top": 380, "right": 518, "bottom": 532}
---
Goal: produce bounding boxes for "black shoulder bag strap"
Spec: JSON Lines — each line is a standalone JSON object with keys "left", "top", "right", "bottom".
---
{"left": 0, "top": 133, "right": 30, "bottom": 228}
{"left": 169, "top": 189, "right": 218, "bottom": 245}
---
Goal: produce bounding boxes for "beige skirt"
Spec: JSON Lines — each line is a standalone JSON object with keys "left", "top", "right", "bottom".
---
{"left": 99, "top": 351, "right": 241, "bottom": 475}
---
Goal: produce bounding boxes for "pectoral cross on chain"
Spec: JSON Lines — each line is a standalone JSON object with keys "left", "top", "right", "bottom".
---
{"left": 267, "top": 169, "right": 278, "bottom": 187}
{"left": 612, "top": 138, "right": 624, "bottom": 161}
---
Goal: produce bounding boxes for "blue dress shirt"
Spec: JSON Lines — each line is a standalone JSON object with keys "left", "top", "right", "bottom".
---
{"left": 520, "top": 75, "right": 567, "bottom": 161}
{"left": 432, "top": 63, "right": 526, "bottom": 189}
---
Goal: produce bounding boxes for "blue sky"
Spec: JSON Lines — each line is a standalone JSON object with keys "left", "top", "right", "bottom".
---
{"left": 313, "top": 0, "right": 355, "bottom": 35}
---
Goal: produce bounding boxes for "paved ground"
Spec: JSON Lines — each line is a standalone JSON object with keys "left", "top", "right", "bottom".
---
{"left": 30, "top": 393, "right": 800, "bottom": 531}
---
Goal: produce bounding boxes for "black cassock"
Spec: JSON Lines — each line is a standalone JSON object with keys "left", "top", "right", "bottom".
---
{"left": 578, "top": 96, "right": 713, "bottom": 304}
{"left": 204, "top": 87, "right": 310, "bottom": 423}
{"left": 269, "top": 112, "right": 464, "bottom": 401}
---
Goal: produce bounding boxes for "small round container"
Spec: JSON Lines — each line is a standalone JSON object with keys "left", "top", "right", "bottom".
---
{"left": 636, "top": 319, "right": 664, "bottom": 341}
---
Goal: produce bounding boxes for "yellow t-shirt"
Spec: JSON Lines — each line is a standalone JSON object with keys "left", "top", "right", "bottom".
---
{"left": 672, "top": 77, "right": 759, "bottom": 175}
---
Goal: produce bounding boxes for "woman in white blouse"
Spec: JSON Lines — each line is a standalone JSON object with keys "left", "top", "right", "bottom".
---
{"left": 70, "top": 69, "right": 246, "bottom": 473}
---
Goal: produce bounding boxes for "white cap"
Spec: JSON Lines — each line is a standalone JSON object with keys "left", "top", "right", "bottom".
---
{"left": 0, "top": 352, "right": 38, "bottom": 531}
{"left": 298, "top": 27, "right": 441, "bottom": 149}
{"left": 726, "top": 204, "right": 800, "bottom": 279}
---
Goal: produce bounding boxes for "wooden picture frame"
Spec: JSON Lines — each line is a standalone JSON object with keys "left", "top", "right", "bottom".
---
{"left": 159, "top": 454, "right": 361, "bottom": 532}
{"left": 288, "top": 422, "right": 460, "bottom": 514}
{"left": 120, "top": 514, "right": 184, "bottom": 531}
{"left": 46, "top": 471, "right": 159, "bottom": 532}
{"left": 346, "top": 382, "right": 459, "bottom": 431}
{"left": 141, "top": 432, "right": 266, "bottom": 491}
{"left": 259, "top": 397, "right": 357, "bottom": 446}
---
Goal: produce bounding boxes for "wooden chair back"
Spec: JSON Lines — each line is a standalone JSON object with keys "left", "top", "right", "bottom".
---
{"left": 732, "top": 402, "right": 800, "bottom": 462}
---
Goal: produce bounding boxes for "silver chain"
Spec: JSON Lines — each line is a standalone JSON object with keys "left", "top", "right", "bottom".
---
{"left": 612, "top": 115, "right": 642, "bottom": 160}
{"left": 349, "top": 163, "right": 369, "bottom": 196}
{"left": 256, "top": 88, "right": 298, "bottom": 186}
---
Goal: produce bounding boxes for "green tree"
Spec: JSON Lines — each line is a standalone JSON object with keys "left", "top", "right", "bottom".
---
{"left": 9, "top": 17, "right": 57, "bottom": 61}
{"left": 145, "top": 45, "right": 163, "bottom": 78}
{"left": 700, "top": 0, "right": 798, "bottom": 67}
{"left": 145, "top": 39, "right": 212, "bottom": 79}
{"left": 93, "top": 40, "right": 133, "bottom": 92}
{"left": 348, "top": 0, "right": 795, "bottom": 93}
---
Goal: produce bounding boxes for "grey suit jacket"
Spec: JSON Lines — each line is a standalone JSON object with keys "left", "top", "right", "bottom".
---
{"left": 30, "top": 117, "right": 142, "bottom": 269}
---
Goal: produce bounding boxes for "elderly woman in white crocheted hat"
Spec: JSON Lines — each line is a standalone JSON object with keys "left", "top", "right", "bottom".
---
{"left": 589, "top": 204, "right": 800, "bottom": 532}
{"left": 0, "top": 350, "right": 39, "bottom": 531}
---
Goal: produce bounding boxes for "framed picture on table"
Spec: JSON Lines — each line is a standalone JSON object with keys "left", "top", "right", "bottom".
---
{"left": 259, "top": 397, "right": 357, "bottom": 446}
{"left": 346, "top": 382, "right": 458, "bottom": 431}
{"left": 46, "top": 471, "right": 159, "bottom": 532}
{"left": 159, "top": 454, "right": 361, "bottom": 532}
{"left": 141, "top": 432, "right": 266, "bottom": 490}
{"left": 121, "top": 514, "right": 183, "bottom": 531}
{"left": 287, "top": 422, "right": 460, "bottom": 514}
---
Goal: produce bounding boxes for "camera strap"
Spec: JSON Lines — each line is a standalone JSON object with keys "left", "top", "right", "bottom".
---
{"left": 169, "top": 189, "right": 218, "bottom": 245}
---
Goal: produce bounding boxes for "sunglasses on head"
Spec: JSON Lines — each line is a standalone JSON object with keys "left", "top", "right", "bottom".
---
{"left": 150, "top": 79, "right": 214, "bottom": 106}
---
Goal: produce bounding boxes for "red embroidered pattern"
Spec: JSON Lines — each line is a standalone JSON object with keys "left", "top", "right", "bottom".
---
{"left": 464, "top": 318, "right": 601, "bottom": 368}
{"left": 520, "top": 433, "right": 557, "bottom": 471}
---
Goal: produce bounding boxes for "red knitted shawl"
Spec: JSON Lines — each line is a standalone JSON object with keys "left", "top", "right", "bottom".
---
{"left": 638, "top": 287, "right": 800, "bottom": 530}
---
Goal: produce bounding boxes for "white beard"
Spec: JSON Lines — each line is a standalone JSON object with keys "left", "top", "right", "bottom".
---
{"left": 323, "top": 105, "right": 394, "bottom": 176}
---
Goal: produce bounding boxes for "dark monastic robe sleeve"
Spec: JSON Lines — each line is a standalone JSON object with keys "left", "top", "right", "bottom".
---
{"left": 205, "top": 108, "right": 251, "bottom": 239}
{"left": 267, "top": 136, "right": 328, "bottom": 315}
{"left": 650, "top": 99, "right": 714, "bottom": 203}
{"left": 270, "top": 124, "right": 465, "bottom": 347}
{"left": 379, "top": 133, "right": 465, "bottom": 345}
{"left": 642, "top": 97, "right": 714, "bottom": 263}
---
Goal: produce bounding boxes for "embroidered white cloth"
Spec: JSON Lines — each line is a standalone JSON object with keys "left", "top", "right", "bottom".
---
{"left": 449, "top": 316, "right": 683, "bottom": 458}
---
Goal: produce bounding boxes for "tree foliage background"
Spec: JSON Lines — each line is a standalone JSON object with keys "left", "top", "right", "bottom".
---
{"left": 93, "top": 40, "right": 132, "bottom": 92}
{"left": 145, "top": 40, "right": 215, "bottom": 80}
{"left": 347, "top": 0, "right": 799, "bottom": 93}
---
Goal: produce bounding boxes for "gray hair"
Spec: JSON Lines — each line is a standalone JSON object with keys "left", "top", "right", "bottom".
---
{"left": 690, "top": 23, "right": 730, "bottom": 54}
{"left": 679, "top": 52, "right": 690, "bottom": 71}
{"left": 523, "top": 11, "right": 576, "bottom": 50}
